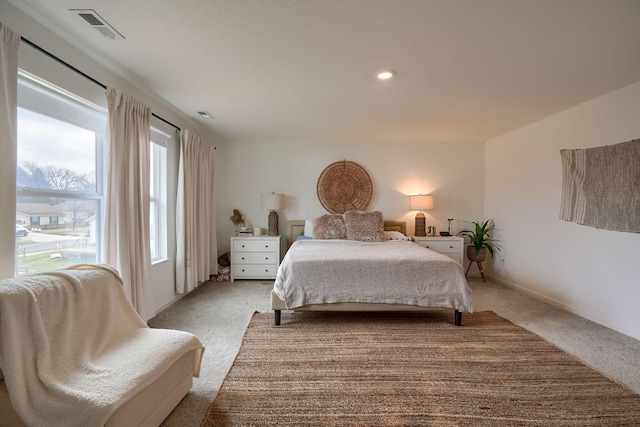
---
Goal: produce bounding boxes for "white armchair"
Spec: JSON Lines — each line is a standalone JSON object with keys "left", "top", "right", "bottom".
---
{"left": 0, "top": 264, "right": 204, "bottom": 427}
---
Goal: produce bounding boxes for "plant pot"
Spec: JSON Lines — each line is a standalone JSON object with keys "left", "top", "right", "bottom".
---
{"left": 466, "top": 245, "right": 487, "bottom": 262}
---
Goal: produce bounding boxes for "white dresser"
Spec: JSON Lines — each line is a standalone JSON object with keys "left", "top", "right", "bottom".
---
{"left": 412, "top": 236, "right": 464, "bottom": 265}
{"left": 230, "top": 235, "right": 284, "bottom": 282}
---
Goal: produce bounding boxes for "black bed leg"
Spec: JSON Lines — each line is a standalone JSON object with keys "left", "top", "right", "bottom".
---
{"left": 454, "top": 310, "right": 462, "bottom": 326}
{"left": 274, "top": 310, "right": 281, "bottom": 326}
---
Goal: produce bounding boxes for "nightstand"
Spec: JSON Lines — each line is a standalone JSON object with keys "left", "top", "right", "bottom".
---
{"left": 230, "top": 235, "right": 284, "bottom": 282}
{"left": 412, "top": 236, "right": 464, "bottom": 265}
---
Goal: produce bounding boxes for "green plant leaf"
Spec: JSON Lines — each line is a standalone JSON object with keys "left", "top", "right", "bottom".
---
{"left": 457, "top": 218, "right": 500, "bottom": 257}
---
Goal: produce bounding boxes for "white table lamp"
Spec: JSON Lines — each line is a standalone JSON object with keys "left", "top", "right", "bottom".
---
{"left": 261, "top": 193, "right": 285, "bottom": 236}
{"left": 409, "top": 194, "right": 434, "bottom": 237}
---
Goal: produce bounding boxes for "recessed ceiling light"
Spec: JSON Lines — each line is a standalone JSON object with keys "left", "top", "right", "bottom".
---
{"left": 377, "top": 69, "right": 396, "bottom": 80}
{"left": 197, "top": 111, "right": 214, "bottom": 119}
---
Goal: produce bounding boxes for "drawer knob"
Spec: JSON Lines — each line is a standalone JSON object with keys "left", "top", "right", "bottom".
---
{"left": 426, "top": 245, "right": 430, "bottom": 248}
{"left": 449, "top": 245, "right": 453, "bottom": 248}
{"left": 241, "top": 245, "right": 245, "bottom": 248}
{"left": 241, "top": 257, "right": 245, "bottom": 260}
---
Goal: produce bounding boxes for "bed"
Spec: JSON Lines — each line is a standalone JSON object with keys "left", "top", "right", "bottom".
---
{"left": 271, "top": 213, "right": 473, "bottom": 326}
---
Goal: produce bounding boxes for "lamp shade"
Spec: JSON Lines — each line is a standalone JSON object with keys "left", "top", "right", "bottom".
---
{"left": 261, "top": 193, "right": 285, "bottom": 210}
{"left": 409, "top": 194, "right": 434, "bottom": 211}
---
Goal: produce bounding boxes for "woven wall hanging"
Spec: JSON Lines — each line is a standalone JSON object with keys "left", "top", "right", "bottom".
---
{"left": 317, "top": 160, "right": 373, "bottom": 214}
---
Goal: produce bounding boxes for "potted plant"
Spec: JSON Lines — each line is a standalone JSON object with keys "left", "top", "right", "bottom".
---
{"left": 458, "top": 219, "right": 500, "bottom": 263}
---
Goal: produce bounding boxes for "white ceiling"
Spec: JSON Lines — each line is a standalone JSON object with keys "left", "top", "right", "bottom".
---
{"left": 9, "top": 0, "right": 640, "bottom": 143}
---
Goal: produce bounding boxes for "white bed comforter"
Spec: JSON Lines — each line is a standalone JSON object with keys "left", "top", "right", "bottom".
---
{"left": 274, "top": 240, "right": 473, "bottom": 312}
{"left": 0, "top": 264, "right": 204, "bottom": 427}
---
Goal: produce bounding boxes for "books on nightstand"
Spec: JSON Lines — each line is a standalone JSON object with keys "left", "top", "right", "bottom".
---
{"left": 236, "top": 230, "right": 253, "bottom": 236}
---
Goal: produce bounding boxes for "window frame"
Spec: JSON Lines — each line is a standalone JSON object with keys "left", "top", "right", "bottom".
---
{"left": 150, "top": 127, "right": 169, "bottom": 263}
{"left": 15, "top": 70, "right": 107, "bottom": 274}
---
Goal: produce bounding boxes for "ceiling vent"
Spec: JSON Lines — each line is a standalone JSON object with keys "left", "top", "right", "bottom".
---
{"left": 69, "top": 9, "right": 124, "bottom": 40}
{"left": 198, "top": 111, "right": 214, "bottom": 119}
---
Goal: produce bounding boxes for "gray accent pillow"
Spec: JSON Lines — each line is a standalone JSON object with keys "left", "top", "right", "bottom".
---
{"left": 313, "top": 214, "right": 347, "bottom": 239}
{"left": 343, "top": 210, "right": 384, "bottom": 242}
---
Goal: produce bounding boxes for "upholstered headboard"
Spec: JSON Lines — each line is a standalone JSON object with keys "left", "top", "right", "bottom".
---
{"left": 383, "top": 221, "right": 406, "bottom": 234}
{"left": 286, "top": 220, "right": 306, "bottom": 247}
{"left": 286, "top": 219, "right": 406, "bottom": 248}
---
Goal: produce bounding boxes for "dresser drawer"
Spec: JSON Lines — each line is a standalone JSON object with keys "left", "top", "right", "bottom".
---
{"left": 441, "top": 252, "right": 462, "bottom": 264}
{"left": 233, "top": 264, "right": 277, "bottom": 278}
{"left": 233, "top": 252, "right": 278, "bottom": 265}
{"left": 418, "top": 240, "right": 461, "bottom": 253}
{"left": 233, "top": 239, "right": 278, "bottom": 252}
{"left": 412, "top": 236, "right": 464, "bottom": 265}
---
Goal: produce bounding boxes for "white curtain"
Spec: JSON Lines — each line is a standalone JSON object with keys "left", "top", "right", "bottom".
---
{"left": 176, "top": 129, "right": 217, "bottom": 293}
{"left": 0, "top": 22, "right": 20, "bottom": 280}
{"left": 104, "top": 87, "right": 155, "bottom": 321}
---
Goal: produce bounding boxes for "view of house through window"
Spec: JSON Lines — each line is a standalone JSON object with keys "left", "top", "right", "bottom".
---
{"left": 15, "top": 72, "right": 106, "bottom": 275}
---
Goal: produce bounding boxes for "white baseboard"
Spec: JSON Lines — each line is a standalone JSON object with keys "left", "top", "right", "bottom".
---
{"left": 488, "top": 274, "right": 568, "bottom": 307}
{"left": 486, "top": 273, "right": 638, "bottom": 340}
{"left": 155, "top": 293, "right": 185, "bottom": 315}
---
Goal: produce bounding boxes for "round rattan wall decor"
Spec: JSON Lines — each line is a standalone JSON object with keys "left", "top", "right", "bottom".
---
{"left": 317, "top": 160, "right": 373, "bottom": 214}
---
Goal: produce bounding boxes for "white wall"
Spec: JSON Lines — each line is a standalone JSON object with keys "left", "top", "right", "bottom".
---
{"left": 215, "top": 140, "right": 485, "bottom": 256}
{"left": 0, "top": 1, "right": 215, "bottom": 314}
{"left": 485, "top": 80, "right": 640, "bottom": 340}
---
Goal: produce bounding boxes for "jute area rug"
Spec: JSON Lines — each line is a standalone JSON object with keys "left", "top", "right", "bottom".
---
{"left": 202, "top": 311, "right": 640, "bottom": 426}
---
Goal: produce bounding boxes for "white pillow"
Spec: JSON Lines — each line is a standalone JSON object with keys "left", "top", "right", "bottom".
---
{"left": 304, "top": 219, "right": 315, "bottom": 237}
{"left": 384, "top": 230, "right": 411, "bottom": 241}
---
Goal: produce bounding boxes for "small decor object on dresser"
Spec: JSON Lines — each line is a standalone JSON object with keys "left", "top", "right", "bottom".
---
{"left": 237, "top": 228, "right": 253, "bottom": 236}
{"left": 229, "top": 209, "right": 245, "bottom": 229}
{"left": 317, "top": 160, "right": 373, "bottom": 214}
{"left": 441, "top": 218, "right": 454, "bottom": 236}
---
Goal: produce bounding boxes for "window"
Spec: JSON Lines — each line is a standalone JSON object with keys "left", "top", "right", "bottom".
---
{"left": 150, "top": 129, "right": 169, "bottom": 262}
{"left": 15, "top": 71, "right": 107, "bottom": 275}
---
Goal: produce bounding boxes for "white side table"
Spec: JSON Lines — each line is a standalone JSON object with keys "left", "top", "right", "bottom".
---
{"left": 230, "top": 235, "right": 284, "bottom": 282}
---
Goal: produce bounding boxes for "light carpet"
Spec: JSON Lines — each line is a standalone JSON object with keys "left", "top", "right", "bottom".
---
{"left": 201, "top": 311, "right": 640, "bottom": 426}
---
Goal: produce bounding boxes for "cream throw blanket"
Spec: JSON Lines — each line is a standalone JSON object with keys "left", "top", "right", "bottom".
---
{"left": 0, "top": 264, "right": 204, "bottom": 427}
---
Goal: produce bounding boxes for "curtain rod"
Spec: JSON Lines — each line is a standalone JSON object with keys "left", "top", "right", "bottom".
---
{"left": 20, "top": 36, "right": 182, "bottom": 133}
